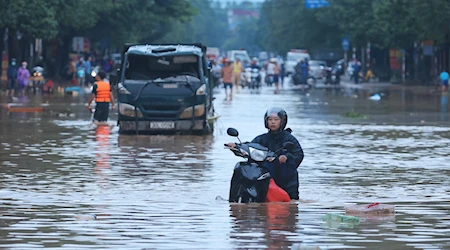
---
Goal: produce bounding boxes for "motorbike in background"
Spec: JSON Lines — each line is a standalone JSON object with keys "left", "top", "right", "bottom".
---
{"left": 249, "top": 68, "right": 261, "bottom": 89}
{"left": 31, "top": 66, "right": 45, "bottom": 94}
{"left": 331, "top": 65, "right": 341, "bottom": 85}
{"left": 292, "top": 71, "right": 315, "bottom": 87}
{"left": 241, "top": 68, "right": 252, "bottom": 88}
{"left": 323, "top": 66, "right": 340, "bottom": 85}
{"left": 265, "top": 74, "right": 274, "bottom": 87}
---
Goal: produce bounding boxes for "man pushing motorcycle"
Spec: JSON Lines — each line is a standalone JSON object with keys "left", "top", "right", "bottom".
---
{"left": 227, "top": 107, "right": 304, "bottom": 200}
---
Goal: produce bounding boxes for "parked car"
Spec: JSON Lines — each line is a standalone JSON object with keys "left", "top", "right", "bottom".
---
{"left": 308, "top": 60, "right": 327, "bottom": 79}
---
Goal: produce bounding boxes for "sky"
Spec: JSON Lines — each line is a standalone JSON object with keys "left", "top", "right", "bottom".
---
{"left": 217, "top": 0, "right": 264, "bottom": 2}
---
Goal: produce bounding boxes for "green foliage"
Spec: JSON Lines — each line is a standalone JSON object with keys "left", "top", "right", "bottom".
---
{"left": 0, "top": 0, "right": 58, "bottom": 39}
{"left": 155, "top": 0, "right": 228, "bottom": 47}
{"left": 257, "top": 0, "right": 450, "bottom": 53}
{"left": 0, "top": 0, "right": 197, "bottom": 45}
{"left": 84, "top": 0, "right": 197, "bottom": 47}
{"left": 223, "top": 17, "right": 260, "bottom": 52}
{"left": 257, "top": 0, "right": 343, "bottom": 54}
{"left": 374, "top": 0, "right": 450, "bottom": 48}
{"left": 156, "top": 0, "right": 262, "bottom": 53}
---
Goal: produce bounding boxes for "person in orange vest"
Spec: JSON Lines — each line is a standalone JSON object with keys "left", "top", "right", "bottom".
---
{"left": 87, "top": 71, "right": 115, "bottom": 123}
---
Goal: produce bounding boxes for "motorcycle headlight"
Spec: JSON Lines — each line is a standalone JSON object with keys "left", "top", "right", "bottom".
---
{"left": 91, "top": 71, "right": 97, "bottom": 77}
{"left": 249, "top": 147, "right": 268, "bottom": 162}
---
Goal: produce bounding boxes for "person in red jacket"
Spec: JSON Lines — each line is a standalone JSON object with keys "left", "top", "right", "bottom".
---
{"left": 87, "top": 71, "right": 115, "bottom": 123}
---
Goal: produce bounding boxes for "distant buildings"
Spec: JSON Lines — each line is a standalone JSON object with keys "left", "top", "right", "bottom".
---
{"left": 211, "top": 0, "right": 262, "bottom": 31}
{"left": 227, "top": 8, "right": 259, "bottom": 30}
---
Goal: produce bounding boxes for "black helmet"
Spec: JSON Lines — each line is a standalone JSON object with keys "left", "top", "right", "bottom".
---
{"left": 264, "top": 107, "right": 288, "bottom": 131}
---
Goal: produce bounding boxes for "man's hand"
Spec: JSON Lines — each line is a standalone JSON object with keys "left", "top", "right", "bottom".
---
{"left": 111, "top": 104, "right": 116, "bottom": 110}
{"left": 278, "top": 155, "right": 288, "bottom": 164}
{"left": 226, "top": 142, "right": 236, "bottom": 149}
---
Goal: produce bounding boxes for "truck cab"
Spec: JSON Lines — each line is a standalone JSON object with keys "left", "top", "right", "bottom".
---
{"left": 116, "top": 44, "right": 216, "bottom": 134}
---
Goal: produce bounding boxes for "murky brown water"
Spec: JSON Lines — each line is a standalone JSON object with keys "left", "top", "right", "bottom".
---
{"left": 1, "top": 84, "right": 449, "bottom": 249}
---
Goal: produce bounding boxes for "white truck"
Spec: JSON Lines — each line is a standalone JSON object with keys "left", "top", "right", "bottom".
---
{"left": 227, "top": 50, "right": 251, "bottom": 64}
{"left": 285, "top": 49, "right": 311, "bottom": 76}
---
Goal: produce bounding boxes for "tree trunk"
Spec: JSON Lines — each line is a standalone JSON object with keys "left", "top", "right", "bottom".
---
{"left": 55, "top": 34, "right": 72, "bottom": 79}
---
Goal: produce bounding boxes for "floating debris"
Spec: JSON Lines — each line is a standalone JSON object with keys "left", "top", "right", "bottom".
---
{"left": 369, "top": 93, "right": 381, "bottom": 101}
{"left": 345, "top": 203, "right": 395, "bottom": 215}
{"left": 322, "top": 213, "right": 360, "bottom": 224}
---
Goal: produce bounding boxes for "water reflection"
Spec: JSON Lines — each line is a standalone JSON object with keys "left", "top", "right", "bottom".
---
{"left": 95, "top": 125, "right": 112, "bottom": 189}
{"left": 440, "top": 93, "right": 448, "bottom": 121}
{"left": 229, "top": 203, "right": 298, "bottom": 249}
{"left": 116, "top": 134, "right": 215, "bottom": 185}
{"left": 1, "top": 85, "right": 450, "bottom": 249}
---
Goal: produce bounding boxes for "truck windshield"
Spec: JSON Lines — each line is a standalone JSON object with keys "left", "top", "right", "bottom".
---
{"left": 124, "top": 54, "right": 200, "bottom": 81}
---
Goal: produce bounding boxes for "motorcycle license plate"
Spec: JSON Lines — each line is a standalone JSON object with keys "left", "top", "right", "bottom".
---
{"left": 150, "top": 122, "right": 175, "bottom": 129}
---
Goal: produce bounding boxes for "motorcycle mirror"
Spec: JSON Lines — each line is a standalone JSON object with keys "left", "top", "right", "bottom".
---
{"left": 282, "top": 142, "right": 294, "bottom": 151}
{"left": 227, "top": 128, "right": 239, "bottom": 137}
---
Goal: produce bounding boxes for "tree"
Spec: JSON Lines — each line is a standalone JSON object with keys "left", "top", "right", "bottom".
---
{"left": 257, "top": 0, "right": 341, "bottom": 54}
{"left": 373, "top": 0, "right": 450, "bottom": 48}
{"left": 156, "top": 0, "right": 229, "bottom": 48}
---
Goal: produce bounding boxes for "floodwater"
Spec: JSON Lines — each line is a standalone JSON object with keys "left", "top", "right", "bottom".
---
{"left": 0, "top": 82, "right": 449, "bottom": 249}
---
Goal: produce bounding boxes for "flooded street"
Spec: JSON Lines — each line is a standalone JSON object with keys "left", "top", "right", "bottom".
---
{"left": 1, "top": 83, "right": 450, "bottom": 249}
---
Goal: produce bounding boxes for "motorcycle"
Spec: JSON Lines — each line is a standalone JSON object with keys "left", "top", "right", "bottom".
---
{"left": 241, "top": 68, "right": 252, "bottom": 88}
{"left": 31, "top": 66, "right": 45, "bottom": 94}
{"left": 225, "top": 127, "right": 294, "bottom": 203}
{"left": 331, "top": 66, "right": 341, "bottom": 85}
{"left": 249, "top": 68, "right": 261, "bottom": 89}
{"left": 292, "top": 72, "right": 315, "bottom": 87}
{"left": 322, "top": 66, "right": 333, "bottom": 85}
{"left": 265, "top": 74, "right": 274, "bottom": 87}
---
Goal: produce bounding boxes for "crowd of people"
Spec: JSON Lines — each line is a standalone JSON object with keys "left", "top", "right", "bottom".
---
{"left": 209, "top": 56, "right": 286, "bottom": 100}
{"left": 6, "top": 59, "right": 33, "bottom": 98}
{"left": 65, "top": 54, "right": 118, "bottom": 87}
{"left": 3, "top": 51, "right": 119, "bottom": 99}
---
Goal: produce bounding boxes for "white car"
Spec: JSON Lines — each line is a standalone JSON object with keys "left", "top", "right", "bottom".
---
{"left": 308, "top": 60, "right": 327, "bottom": 79}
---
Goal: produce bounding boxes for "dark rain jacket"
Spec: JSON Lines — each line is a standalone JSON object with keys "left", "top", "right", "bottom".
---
{"left": 251, "top": 129, "right": 304, "bottom": 199}
{"left": 7, "top": 65, "right": 17, "bottom": 79}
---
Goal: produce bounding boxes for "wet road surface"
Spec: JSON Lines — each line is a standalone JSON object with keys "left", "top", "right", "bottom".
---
{"left": 0, "top": 83, "right": 449, "bottom": 249}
